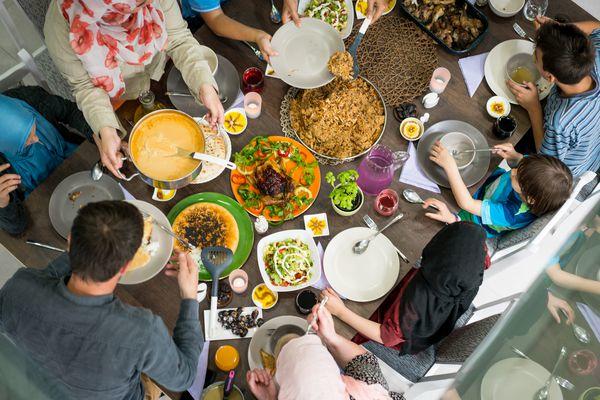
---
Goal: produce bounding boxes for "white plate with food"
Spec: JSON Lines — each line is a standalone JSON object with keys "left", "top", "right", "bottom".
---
{"left": 323, "top": 227, "right": 399, "bottom": 302}
{"left": 271, "top": 18, "right": 345, "bottom": 89}
{"left": 484, "top": 39, "right": 553, "bottom": 105}
{"left": 191, "top": 118, "right": 232, "bottom": 184}
{"left": 355, "top": 0, "right": 396, "bottom": 19}
{"left": 298, "top": 0, "right": 354, "bottom": 39}
{"left": 203, "top": 306, "right": 263, "bottom": 341}
{"left": 481, "top": 358, "right": 563, "bottom": 400}
{"left": 257, "top": 230, "right": 321, "bottom": 292}
{"left": 119, "top": 200, "right": 173, "bottom": 285}
{"left": 248, "top": 315, "right": 308, "bottom": 372}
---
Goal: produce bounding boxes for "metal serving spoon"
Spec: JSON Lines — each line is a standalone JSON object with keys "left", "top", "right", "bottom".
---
{"left": 269, "top": 0, "right": 282, "bottom": 23}
{"left": 169, "top": 146, "right": 236, "bottom": 170}
{"left": 353, "top": 213, "right": 404, "bottom": 255}
{"left": 512, "top": 346, "right": 575, "bottom": 391}
{"left": 561, "top": 309, "right": 591, "bottom": 344}
{"left": 402, "top": 188, "right": 440, "bottom": 211}
{"left": 534, "top": 346, "right": 567, "bottom": 400}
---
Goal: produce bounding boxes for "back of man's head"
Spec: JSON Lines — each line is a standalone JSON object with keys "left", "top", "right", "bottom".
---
{"left": 536, "top": 22, "right": 595, "bottom": 85}
{"left": 69, "top": 201, "right": 143, "bottom": 283}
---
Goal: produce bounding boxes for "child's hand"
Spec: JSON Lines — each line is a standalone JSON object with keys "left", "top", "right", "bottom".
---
{"left": 429, "top": 141, "right": 457, "bottom": 171}
{"left": 493, "top": 143, "right": 523, "bottom": 164}
{"left": 423, "top": 198, "right": 457, "bottom": 224}
{"left": 547, "top": 292, "right": 574, "bottom": 325}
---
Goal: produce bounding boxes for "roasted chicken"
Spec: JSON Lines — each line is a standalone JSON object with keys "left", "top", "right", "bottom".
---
{"left": 254, "top": 159, "right": 295, "bottom": 205}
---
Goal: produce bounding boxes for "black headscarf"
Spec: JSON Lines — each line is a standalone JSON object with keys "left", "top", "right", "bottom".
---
{"left": 399, "top": 222, "right": 487, "bottom": 355}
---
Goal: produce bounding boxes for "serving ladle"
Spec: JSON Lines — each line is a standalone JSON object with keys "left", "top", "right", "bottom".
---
{"left": 353, "top": 213, "right": 404, "bottom": 255}
{"left": 402, "top": 188, "right": 440, "bottom": 211}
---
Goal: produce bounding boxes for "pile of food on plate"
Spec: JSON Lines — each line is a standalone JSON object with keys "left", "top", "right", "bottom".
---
{"left": 129, "top": 215, "right": 159, "bottom": 271}
{"left": 262, "top": 238, "right": 314, "bottom": 287}
{"left": 171, "top": 202, "right": 239, "bottom": 253}
{"left": 217, "top": 307, "right": 263, "bottom": 337}
{"left": 327, "top": 51, "right": 354, "bottom": 80}
{"left": 304, "top": 0, "right": 349, "bottom": 33}
{"left": 290, "top": 78, "right": 384, "bottom": 159}
{"left": 232, "top": 137, "right": 317, "bottom": 221}
{"left": 402, "top": 0, "right": 484, "bottom": 50}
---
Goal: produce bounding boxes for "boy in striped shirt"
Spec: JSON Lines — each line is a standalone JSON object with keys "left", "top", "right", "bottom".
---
{"left": 508, "top": 17, "right": 600, "bottom": 176}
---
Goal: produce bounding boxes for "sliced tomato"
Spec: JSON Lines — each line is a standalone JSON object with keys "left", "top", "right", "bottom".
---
{"left": 231, "top": 173, "right": 246, "bottom": 185}
{"left": 278, "top": 148, "right": 290, "bottom": 157}
{"left": 246, "top": 201, "right": 264, "bottom": 215}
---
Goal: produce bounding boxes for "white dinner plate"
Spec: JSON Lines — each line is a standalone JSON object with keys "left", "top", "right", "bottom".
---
{"left": 481, "top": 358, "right": 563, "bottom": 400}
{"left": 119, "top": 200, "right": 174, "bottom": 285}
{"left": 484, "top": 39, "right": 553, "bottom": 105}
{"left": 298, "top": 0, "right": 354, "bottom": 39}
{"left": 323, "top": 227, "right": 400, "bottom": 302}
{"left": 248, "top": 315, "right": 308, "bottom": 371}
{"left": 270, "top": 18, "right": 345, "bottom": 89}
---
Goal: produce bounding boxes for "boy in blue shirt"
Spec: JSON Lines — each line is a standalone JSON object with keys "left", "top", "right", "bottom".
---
{"left": 508, "top": 17, "right": 600, "bottom": 176}
{"left": 423, "top": 142, "right": 573, "bottom": 237}
{"left": 181, "top": 0, "right": 276, "bottom": 62}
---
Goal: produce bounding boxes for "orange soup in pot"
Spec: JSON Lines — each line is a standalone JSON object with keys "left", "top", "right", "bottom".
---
{"left": 130, "top": 111, "right": 205, "bottom": 181}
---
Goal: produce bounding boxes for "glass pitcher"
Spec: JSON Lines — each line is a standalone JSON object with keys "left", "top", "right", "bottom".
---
{"left": 357, "top": 145, "right": 409, "bottom": 196}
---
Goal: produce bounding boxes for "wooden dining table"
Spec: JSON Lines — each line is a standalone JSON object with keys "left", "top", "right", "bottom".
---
{"left": 0, "top": 0, "right": 594, "bottom": 397}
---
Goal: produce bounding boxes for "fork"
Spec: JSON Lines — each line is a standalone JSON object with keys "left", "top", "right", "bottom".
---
{"left": 513, "top": 23, "right": 535, "bottom": 43}
{"left": 139, "top": 209, "right": 196, "bottom": 251}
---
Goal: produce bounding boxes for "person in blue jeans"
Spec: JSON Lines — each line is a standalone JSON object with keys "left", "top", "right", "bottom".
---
{"left": 423, "top": 142, "right": 573, "bottom": 237}
{"left": 508, "top": 17, "right": 600, "bottom": 177}
{"left": 181, "top": 0, "right": 277, "bottom": 62}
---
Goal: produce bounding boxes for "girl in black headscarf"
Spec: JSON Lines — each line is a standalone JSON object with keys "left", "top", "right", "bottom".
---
{"left": 323, "top": 222, "right": 489, "bottom": 354}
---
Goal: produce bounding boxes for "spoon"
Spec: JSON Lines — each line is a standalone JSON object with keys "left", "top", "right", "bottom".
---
{"left": 91, "top": 161, "right": 104, "bottom": 181}
{"left": 348, "top": 17, "right": 371, "bottom": 78}
{"left": 512, "top": 346, "right": 575, "bottom": 391}
{"left": 166, "top": 91, "right": 228, "bottom": 103}
{"left": 534, "top": 346, "right": 567, "bottom": 400}
{"left": 169, "top": 146, "right": 237, "bottom": 170}
{"left": 306, "top": 296, "right": 329, "bottom": 334}
{"left": 353, "top": 213, "right": 404, "bottom": 255}
{"left": 402, "top": 188, "right": 440, "bottom": 211}
{"left": 451, "top": 148, "right": 494, "bottom": 156}
{"left": 269, "top": 0, "right": 282, "bottom": 23}
{"left": 561, "top": 309, "right": 591, "bottom": 344}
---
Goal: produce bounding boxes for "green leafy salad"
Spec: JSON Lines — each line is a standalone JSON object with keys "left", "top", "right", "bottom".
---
{"left": 263, "top": 238, "right": 314, "bottom": 286}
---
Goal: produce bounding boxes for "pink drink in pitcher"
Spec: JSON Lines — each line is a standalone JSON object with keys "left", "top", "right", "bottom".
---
{"left": 357, "top": 145, "right": 409, "bottom": 196}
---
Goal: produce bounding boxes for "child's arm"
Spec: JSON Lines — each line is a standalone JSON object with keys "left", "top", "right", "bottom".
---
{"left": 546, "top": 264, "right": 600, "bottom": 295}
{"left": 430, "top": 141, "right": 483, "bottom": 216}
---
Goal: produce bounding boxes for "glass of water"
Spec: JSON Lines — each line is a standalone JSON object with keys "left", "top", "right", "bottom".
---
{"left": 523, "top": 0, "right": 548, "bottom": 21}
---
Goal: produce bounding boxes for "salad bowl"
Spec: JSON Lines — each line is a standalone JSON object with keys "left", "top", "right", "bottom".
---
{"left": 257, "top": 229, "right": 322, "bottom": 292}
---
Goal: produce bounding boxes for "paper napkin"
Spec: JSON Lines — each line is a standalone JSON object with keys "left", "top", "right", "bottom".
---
{"left": 458, "top": 52, "right": 489, "bottom": 97}
{"left": 399, "top": 142, "right": 441, "bottom": 194}
{"left": 311, "top": 242, "right": 346, "bottom": 299}
{"left": 119, "top": 184, "right": 136, "bottom": 200}
{"left": 186, "top": 340, "right": 211, "bottom": 400}
{"left": 577, "top": 302, "right": 600, "bottom": 343}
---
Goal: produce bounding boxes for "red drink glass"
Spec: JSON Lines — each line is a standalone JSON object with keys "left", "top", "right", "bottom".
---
{"left": 375, "top": 189, "right": 399, "bottom": 216}
{"left": 242, "top": 67, "right": 264, "bottom": 94}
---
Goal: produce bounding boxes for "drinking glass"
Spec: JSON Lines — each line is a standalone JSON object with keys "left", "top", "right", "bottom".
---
{"left": 523, "top": 0, "right": 548, "bottom": 21}
{"left": 242, "top": 67, "right": 264, "bottom": 94}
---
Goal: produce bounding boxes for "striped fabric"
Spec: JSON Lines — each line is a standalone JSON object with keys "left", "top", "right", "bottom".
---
{"left": 541, "top": 29, "right": 600, "bottom": 176}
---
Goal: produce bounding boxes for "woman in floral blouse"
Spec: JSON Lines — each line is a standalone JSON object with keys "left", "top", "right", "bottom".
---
{"left": 44, "top": 0, "right": 223, "bottom": 177}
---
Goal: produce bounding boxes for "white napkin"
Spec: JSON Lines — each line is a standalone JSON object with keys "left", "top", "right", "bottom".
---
{"left": 458, "top": 52, "right": 489, "bottom": 97}
{"left": 399, "top": 142, "right": 441, "bottom": 194}
{"left": 186, "top": 341, "right": 211, "bottom": 400}
{"left": 228, "top": 90, "right": 244, "bottom": 111}
{"left": 265, "top": 63, "right": 279, "bottom": 79}
{"left": 119, "top": 184, "right": 136, "bottom": 200}
{"left": 311, "top": 242, "right": 346, "bottom": 299}
{"left": 577, "top": 302, "right": 600, "bottom": 343}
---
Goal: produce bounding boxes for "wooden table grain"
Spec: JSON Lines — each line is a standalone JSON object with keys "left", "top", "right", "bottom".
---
{"left": 0, "top": 0, "right": 594, "bottom": 397}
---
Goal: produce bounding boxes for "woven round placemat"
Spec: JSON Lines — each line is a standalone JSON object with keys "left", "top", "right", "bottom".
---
{"left": 345, "top": 13, "right": 438, "bottom": 107}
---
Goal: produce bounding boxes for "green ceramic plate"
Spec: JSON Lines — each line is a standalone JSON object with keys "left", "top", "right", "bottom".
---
{"left": 167, "top": 192, "right": 254, "bottom": 281}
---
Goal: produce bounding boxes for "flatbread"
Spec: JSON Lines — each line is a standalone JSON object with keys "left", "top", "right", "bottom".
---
{"left": 172, "top": 202, "right": 239, "bottom": 252}
{"left": 129, "top": 216, "right": 153, "bottom": 271}
{"left": 260, "top": 349, "right": 276, "bottom": 375}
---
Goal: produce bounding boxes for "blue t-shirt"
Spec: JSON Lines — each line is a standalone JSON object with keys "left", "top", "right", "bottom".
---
{"left": 541, "top": 29, "right": 600, "bottom": 177}
{"left": 181, "top": 0, "right": 224, "bottom": 18}
{"left": 459, "top": 168, "right": 536, "bottom": 237}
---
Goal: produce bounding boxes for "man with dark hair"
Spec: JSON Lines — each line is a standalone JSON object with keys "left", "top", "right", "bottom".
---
{"left": 508, "top": 17, "right": 600, "bottom": 177}
{"left": 0, "top": 201, "right": 201, "bottom": 400}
